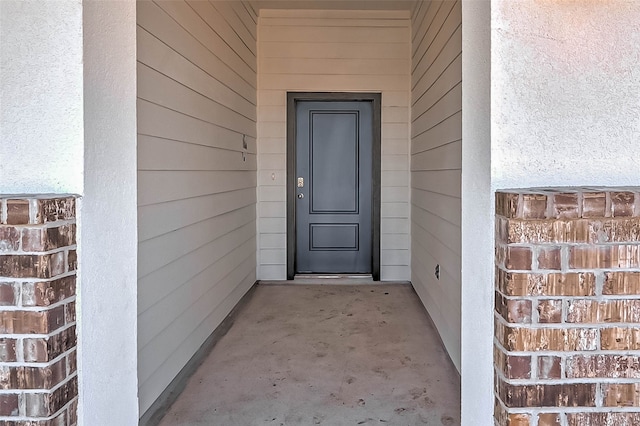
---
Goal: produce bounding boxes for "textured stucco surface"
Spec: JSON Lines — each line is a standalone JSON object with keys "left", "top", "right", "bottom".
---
{"left": 0, "top": 0, "right": 84, "bottom": 194}
{"left": 80, "top": 0, "right": 139, "bottom": 424}
{"left": 461, "top": 0, "right": 492, "bottom": 424}
{"left": 493, "top": 0, "right": 640, "bottom": 189}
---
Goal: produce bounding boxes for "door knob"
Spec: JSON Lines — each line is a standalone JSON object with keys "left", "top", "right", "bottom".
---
{"left": 297, "top": 193, "right": 304, "bottom": 199}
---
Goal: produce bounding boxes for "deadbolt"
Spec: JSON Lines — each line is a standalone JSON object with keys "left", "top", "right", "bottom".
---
{"left": 297, "top": 177, "right": 304, "bottom": 188}
{"left": 297, "top": 193, "right": 304, "bottom": 199}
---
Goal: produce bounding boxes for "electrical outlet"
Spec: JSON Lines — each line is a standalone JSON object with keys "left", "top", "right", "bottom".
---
{"left": 435, "top": 264, "right": 440, "bottom": 280}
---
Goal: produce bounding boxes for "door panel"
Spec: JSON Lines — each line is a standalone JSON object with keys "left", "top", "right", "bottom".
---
{"left": 295, "top": 100, "right": 373, "bottom": 274}
{"left": 310, "top": 112, "right": 358, "bottom": 213}
{"left": 310, "top": 223, "right": 359, "bottom": 251}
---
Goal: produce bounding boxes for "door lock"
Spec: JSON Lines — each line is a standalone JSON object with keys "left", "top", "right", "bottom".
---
{"left": 297, "top": 177, "right": 304, "bottom": 188}
{"left": 297, "top": 193, "right": 304, "bottom": 199}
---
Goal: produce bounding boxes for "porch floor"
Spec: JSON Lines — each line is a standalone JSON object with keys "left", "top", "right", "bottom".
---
{"left": 158, "top": 283, "right": 460, "bottom": 425}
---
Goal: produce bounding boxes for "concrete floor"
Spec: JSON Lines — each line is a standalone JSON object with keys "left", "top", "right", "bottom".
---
{"left": 158, "top": 283, "right": 461, "bottom": 426}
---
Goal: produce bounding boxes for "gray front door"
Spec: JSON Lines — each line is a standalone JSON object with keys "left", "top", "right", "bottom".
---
{"left": 295, "top": 100, "right": 373, "bottom": 274}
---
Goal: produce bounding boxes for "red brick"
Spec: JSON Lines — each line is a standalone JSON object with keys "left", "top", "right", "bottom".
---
{"left": 24, "top": 376, "right": 77, "bottom": 417}
{"left": 611, "top": 191, "right": 635, "bottom": 217}
{"left": 538, "top": 356, "right": 562, "bottom": 379}
{"left": 507, "top": 413, "right": 530, "bottom": 426}
{"left": 0, "top": 306, "right": 65, "bottom": 334}
{"left": 50, "top": 251, "right": 65, "bottom": 277}
{"left": 582, "top": 192, "right": 606, "bottom": 218}
{"left": 537, "top": 300, "right": 563, "bottom": 323}
{"left": 496, "top": 192, "right": 519, "bottom": 218}
{"left": 67, "top": 249, "right": 77, "bottom": 271}
{"left": 68, "top": 398, "right": 78, "bottom": 425}
{"left": 601, "top": 327, "right": 640, "bottom": 350}
{"left": 0, "top": 254, "right": 57, "bottom": 279}
{"left": 496, "top": 379, "right": 595, "bottom": 407}
{"left": 67, "top": 350, "right": 77, "bottom": 375}
{"left": 496, "top": 320, "right": 598, "bottom": 351}
{"left": 601, "top": 218, "right": 640, "bottom": 243}
{"left": 22, "top": 225, "right": 76, "bottom": 252}
{"left": 0, "top": 338, "right": 17, "bottom": 362}
{"left": 604, "top": 271, "right": 640, "bottom": 295}
{"left": 497, "top": 270, "right": 595, "bottom": 297}
{"left": 505, "top": 246, "right": 532, "bottom": 270}
{"left": 559, "top": 219, "right": 590, "bottom": 243}
{"left": 567, "top": 299, "right": 593, "bottom": 323}
{"left": 0, "top": 227, "right": 20, "bottom": 253}
{"left": 496, "top": 292, "right": 532, "bottom": 323}
{"left": 506, "top": 219, "right": 555, "bottom": 244}
{"left": 507, "top": 299, "right": 532, "bottom": 323}
{"left": 24, "top": 326, "right": 76, "bottom": 362}
{"left": 521, "top": 194, "right": 547, "bottom": 219}
{"left": 566, "top": 354, "right": 640, "bottom": 379}
{"left": 568, "top": 299, "right": 640, "bottom": 323}
{"left": 0, "top": 393, "right": 19, "bottom": 416}
{"left": 35, "top": 198, "right": 75, "bottom": 224}
{"left": 567, "top": 412, "right": 640, "bottom": 426}
{"left": 496, "top": 245, "right": 506, "bottom": 267}
{"left": 51, "top": 410, "right": 67, "bottom": 426}
{"left": 552, "top": 193, "right": 579, "bottom": 219}
{"left": 495, "top": 397, "right": 531, "bottom": 425}
{"left": 6, "top": 200, "right": 30, "bottom": 225}
{"left": 0, "top": 414, "right": 67, "bottom": 426}
{"left": 507, "top": 355, "right": 531, "bottom": 379}
{"left": 538, "top": 413, "right": 561, "bottom": 426}
{"left": 0, "top": 283, "right": 18, "bottom": 306}
{"left": 0, "top": 365, "right": 17, "bottom": 389}
{"left": 495, "top": 345, "right": 531, "bottom": 379}
{"left": 65, "top": 301, "right": 76, "bottom": 323}
{"left": 22, "top": 276, "right": 76, "bottom": 307}
{"left": 15, "top": 357, "right": 66, "bottom": 389}
{"left": 537, "top": 247, "right": 561, "bottom": 270}
{"left": 569, "top": 245, "right": 640, "bottom": 269}
{"left": 496, "top": 217, "right": 508, "bottom": 243}
{"left": 602, "top": 383, "right": 640, "bottom": 406}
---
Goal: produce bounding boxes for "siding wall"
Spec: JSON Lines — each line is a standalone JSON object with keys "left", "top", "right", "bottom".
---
{"left": 136, "top": 0, "right": 257, "bottom": 415}
{"left": 257, "top": 9, "right": 412, "bottom": 281}
{"left": 410, "top": 0, "right": 462, "bottom": 370}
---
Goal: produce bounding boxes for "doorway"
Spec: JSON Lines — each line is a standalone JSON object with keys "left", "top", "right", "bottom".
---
{"left": 286, "top": 93, "right": 381, "bottom": 280}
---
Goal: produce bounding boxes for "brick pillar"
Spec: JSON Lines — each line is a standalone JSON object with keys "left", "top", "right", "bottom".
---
{"left": 495, "top": 189, "right": 640, "bottom": 426}
{"left": 0, "top": 196, "right": 78, "bottom": 425}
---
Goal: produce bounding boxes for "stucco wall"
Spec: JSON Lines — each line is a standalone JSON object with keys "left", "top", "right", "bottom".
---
{"left": 493, "top": 0, "right": 640, "bottom": 189}
{"left": 461, "top": 0, "right": 492, "bottom": 424}
{"left": 81, "top": 1, "right": 139, "bottom": 423}
{"left": 0, "top": 0, "right": 84, "bottom": 195}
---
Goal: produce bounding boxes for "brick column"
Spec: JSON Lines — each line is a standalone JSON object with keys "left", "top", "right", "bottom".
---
{"left": 0, "top": 196, "right": 78, "bottom": 425}
{"left": 495, "top": 189, "right": 640, "bottom": 426}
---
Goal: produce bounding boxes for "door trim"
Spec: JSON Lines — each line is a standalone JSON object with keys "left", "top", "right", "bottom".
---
{"left": 286, "top": 92, "right": 381, "bottom": 281}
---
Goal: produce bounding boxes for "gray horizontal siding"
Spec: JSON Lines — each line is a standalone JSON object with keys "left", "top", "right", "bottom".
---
{"left": 137, "top": 0, "right": 257, "bottom": 415}
{"left": 410, "top": 0, "right": 462, "bottom": 370}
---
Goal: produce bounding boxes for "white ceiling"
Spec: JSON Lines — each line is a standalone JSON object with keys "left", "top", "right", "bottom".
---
{"left": 253, "top": 0, "right": 415, "bottom": 11}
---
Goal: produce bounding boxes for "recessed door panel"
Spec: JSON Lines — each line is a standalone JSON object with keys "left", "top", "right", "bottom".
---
{"left": 310, "top": 224, "right": 359, "bottom": 251}
{"left": 310, "top": 112, "right": 358, "bottom": 213}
